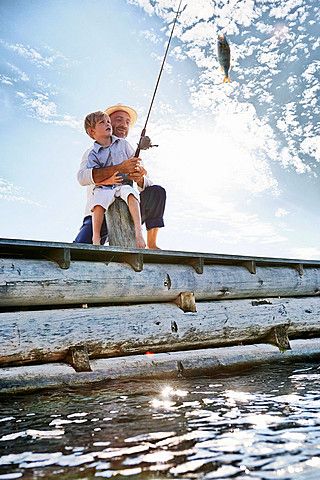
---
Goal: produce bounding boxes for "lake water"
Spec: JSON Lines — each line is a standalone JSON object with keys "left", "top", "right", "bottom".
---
{"left": 1, "top": 360, "right": 320, "bottom": 479}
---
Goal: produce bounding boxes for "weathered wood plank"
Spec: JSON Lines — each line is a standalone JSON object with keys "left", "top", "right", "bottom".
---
{"left": 1, "top": 339, "right": 320, "bottom": 394}
{"left": 0, "top": 258, "right": 319, "bottom": 307}
{"left": 0, "top": 297, "right": 319, "bottom": 366}
{"left": 1, "top": 238, "right": 319, "bottom": 268}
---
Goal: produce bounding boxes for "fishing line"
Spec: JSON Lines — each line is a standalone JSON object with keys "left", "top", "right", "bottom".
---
{"left": 135, "top": 0, "right": 183, "bottom": 156}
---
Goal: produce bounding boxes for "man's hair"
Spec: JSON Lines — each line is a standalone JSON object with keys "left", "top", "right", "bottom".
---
{"left": 84, "top": 111, "right": 107, "bottom": 135}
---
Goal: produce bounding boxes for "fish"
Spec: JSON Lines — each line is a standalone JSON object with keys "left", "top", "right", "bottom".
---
{"left": 217, "top": 34, "right": 231, "bottom": 83}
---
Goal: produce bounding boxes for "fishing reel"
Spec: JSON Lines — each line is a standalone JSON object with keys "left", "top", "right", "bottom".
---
{"left": 137, "top": 135, "right": 159, "bottom": 151}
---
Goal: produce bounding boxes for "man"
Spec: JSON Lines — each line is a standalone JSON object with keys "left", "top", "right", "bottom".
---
{"left": 74, "top": 104, "right": 166, "bottom": 249}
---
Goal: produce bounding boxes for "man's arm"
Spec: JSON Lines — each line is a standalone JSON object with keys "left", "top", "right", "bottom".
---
{"left": 93, "top": 157, "right": 141, "bottom": 184}
{"left": 77, "top": 149, "right": 141, "bottom": 186}
{"left": 77, "top": 149, "right": 94, "bottom": 186}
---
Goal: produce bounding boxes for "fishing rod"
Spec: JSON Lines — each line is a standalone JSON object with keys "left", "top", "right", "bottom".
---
{"left": 135, "top": 0, "right": 183, "bottom": 157}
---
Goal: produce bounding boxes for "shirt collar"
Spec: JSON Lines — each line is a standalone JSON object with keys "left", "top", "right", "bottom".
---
{"left": 93, "top": 135, "right": 120, "bottom": 153}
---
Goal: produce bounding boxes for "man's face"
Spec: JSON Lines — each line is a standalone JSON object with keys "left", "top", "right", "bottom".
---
{"left": 110, "top": 111, "right": 131, "bottom": 138}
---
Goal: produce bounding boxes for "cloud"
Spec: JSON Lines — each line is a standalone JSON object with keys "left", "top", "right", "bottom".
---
{"left": 150, "top": 52, "right": 173, "bottom": 73}
{"left": 167, "top": 195, "right": 288, "bottom": 251}
{"left": 288, "top": 246, "right": 320, "bottom": 260}
{"left": 0, "top": 178, "right": 40, "bottom": 205}
{"left": 301, "top": 136, "right": 320, "bottom": 163}
{"left": 7, "top": 63, "right": 30, "bottom": 82}
{"left": 140, "top": 29, "right": 161, "bottom": 44}
{"left": 0, "top": 39, "right": 66, "bottom": 68}
{"left": 275, "top": 208, "right": 289, "bottom": 217}
{"left": 0, "top": 38, "right": 79, "bottom": 129}
{"left": 0, "top": 74, "right": 14, "bottom": 86}
{"left": 15, "top": 91, "right": 82, "bottom": 129}
{"left": 128, "top": 0, "right": 320, "bottom": 175}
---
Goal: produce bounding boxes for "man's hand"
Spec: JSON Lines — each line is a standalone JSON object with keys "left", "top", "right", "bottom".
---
{"left": 127, "top": 165, "right": 147, "bottom": 187}
{"left": 119, "top": 156, "right": 141, "bottom": 174}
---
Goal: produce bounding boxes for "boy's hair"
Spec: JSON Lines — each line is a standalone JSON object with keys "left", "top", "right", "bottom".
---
{"left": 84, "top": 111, "right": 107, "bottom": 137}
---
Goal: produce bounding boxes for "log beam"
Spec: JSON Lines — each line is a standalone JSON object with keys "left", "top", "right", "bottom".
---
{"left": 1, "top": 258, "right": 319, "bottom": 307}
{"left": 0, "top": 297, "right": 319, "bottom": 367}
{"left": 1, "top": 339, "right": 320, "bottom": 394}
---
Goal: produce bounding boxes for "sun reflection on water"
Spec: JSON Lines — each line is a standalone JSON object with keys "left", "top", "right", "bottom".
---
{"left": 2, "top": 363, "right": 320, "bottom": 478}
{"left": 150, "top": 384, "right": 188, "bottom": 409}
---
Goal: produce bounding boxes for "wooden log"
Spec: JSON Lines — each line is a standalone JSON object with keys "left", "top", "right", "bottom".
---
{"left": 0, "top": 297, "right": 319, "bottom": 366}
{"left": 0, "top": 257, "right": 319, "bottom": 307}
{"left": 1, "top": 338, "right": 320, "bottom": 394}
{"left": 106, "top": 198, "right": 136, "bottom": 247}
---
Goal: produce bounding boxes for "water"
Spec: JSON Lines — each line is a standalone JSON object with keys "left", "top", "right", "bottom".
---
{"left": 1, "top": 361, "right": 320, "bottom": 479}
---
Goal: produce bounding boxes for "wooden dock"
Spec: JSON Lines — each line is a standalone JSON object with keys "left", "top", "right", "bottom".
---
{"left": 0, "top": 238, "right": 319, "bottom": 394}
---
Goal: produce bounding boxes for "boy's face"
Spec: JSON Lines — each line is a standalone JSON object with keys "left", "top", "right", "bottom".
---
{"left": 90, "top": 115, "right": 112, "bottom": 141}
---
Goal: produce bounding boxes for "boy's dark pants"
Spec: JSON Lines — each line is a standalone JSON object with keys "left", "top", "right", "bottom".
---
{"left": 74, "top": 185, "right": 166, "bottom": 245}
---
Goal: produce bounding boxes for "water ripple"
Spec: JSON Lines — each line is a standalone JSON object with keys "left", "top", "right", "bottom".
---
{"left": 1, "top": 361, "right": 320, "bottom": 478}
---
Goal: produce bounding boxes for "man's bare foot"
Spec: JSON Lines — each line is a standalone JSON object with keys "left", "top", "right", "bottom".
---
{"left": 147, "top": 245, "right": 161, "bottom": 250}
{"left": 147, "top": 228, "right": 160, "bottom": 251}
{"left": 92, "top": 235, "right": 101, "bottom": 246}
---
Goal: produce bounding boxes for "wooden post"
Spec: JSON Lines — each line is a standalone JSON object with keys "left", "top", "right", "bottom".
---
{"left": 106, "top": 198, "right": 136, "bottom": 247}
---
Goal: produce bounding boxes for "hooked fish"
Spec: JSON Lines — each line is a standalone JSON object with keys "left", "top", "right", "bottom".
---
{"left": 217, "top": 34, "right": 231, "bottom": 83}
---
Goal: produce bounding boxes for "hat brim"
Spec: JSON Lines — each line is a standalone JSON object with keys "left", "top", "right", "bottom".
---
{"left": 104, "top": 104, "right": 137, "bottom": 126}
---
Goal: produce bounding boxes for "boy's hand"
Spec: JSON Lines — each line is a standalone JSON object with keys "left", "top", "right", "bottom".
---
{"left": 109, "top": 171, "right": 123, "bottom": 185}
{"left": 95, "top": 171, "right": 123, "bottom": 186}
{"left": 120, "top": 156, "right": 141, "bottom": 174}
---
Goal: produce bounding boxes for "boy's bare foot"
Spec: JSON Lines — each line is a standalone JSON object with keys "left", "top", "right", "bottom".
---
{"left": 92, "top": 235, "right": 101, "bottom": 246}
{"left": 135, "top": 233, "right": 146, "bottom": 249}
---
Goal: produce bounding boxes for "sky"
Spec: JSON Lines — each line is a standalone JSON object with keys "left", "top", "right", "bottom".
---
{"left": 0, "top": 0, "right": 319, "bottom": 259}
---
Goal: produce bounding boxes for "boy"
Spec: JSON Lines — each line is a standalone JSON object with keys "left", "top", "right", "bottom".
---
{"left": 84, "top": 111, "right": 146, "bottom": 248}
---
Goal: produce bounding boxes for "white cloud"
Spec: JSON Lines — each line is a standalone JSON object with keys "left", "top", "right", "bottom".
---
{"left": 0, "top": 74, "right": 14, "bottom": 85}
{"left": 140, "top": 29, "right": 161, "bottom": 44}
{"left": 128, "top": 0, "right": 319, "bottom": 177}
{"left": 0, "top": 178, "right": 40, "bottom": 205}
{"left": 7, "top": 63, "right": 30, "bottom": 82}
{"left": 15, "top": 91, "right": 82, "bottom": 129}
{"left": 0, "top": 39, "right": 67, "bottom": 68}
{"left": 150, "top": 52, "right": 173, "bottom": 73}
{"left": 288, "top": 246, "right": 320, "bottom": 261}
{"left": 167, "top": 194, "right": 288, "bottom": 251}
{"left": 301, "top": 136, "right": 320, "bottom": 163}
{"left": 269, "top": 0, "right": 304, "bottom": 20}
{"left": 275, "top": 208, "right": 289, "bottom": 217}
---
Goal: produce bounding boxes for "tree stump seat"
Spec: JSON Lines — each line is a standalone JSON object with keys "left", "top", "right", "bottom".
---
{"left": 106, "top": 198, "right": 136, "bottom": 247}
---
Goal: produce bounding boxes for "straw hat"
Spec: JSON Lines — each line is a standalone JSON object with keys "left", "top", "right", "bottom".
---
{"left": 104, "top": 103, "right": 137, "bottom": 126}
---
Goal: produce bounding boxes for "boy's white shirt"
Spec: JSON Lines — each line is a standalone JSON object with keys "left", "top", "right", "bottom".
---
{"left": 77, "top": 148, "right": 153, "bottom": 217}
